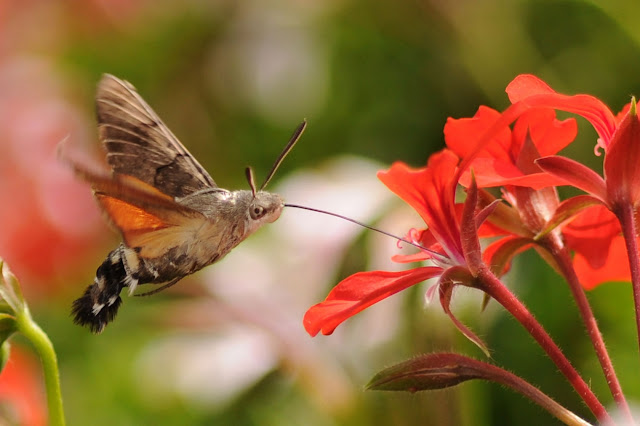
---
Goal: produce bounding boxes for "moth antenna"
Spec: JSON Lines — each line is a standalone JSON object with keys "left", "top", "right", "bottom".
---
{"left": 284, "top": 203, "right": 447, "bottom": 262}
{"left": 245, "top": 166, "right": 257, "bottom": 198}
{"left": 260, "top": 120, "right": 307, "bottom": 191}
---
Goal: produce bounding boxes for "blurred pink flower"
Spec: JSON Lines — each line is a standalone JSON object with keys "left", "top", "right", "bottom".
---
{"left": 0, "top": 61, "right": 106, "bottom": 297}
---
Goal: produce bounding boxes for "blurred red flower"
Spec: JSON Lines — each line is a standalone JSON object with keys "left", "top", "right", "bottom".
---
{"left": 0, "top": 62, "right": 106, "bottom": 297}
{"left": 0, "top": 346, "right": 47, "bottom": 426}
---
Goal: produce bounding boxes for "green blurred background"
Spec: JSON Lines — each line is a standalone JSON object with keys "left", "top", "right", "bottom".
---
{"left": 1, "top": 0, "right": 640, "bottom": 425}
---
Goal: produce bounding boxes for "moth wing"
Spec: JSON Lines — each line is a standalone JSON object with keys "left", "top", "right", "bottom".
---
{"left": 69, "top": 158, "right": 208, "bottom": 259}
{"left": 96, "top": 74, "right": 216, "bottom": 198}
{"left": 97, "top": 194, "right": 208, "bottom": 259}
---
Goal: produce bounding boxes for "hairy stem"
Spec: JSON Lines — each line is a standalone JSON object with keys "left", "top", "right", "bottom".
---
{"left": 617, "top": 202, "right": 640, "bottom": 374}
{"left": 543, "top": 237, "right": 631, "bottom": 421}
{"left": 476, "top": 265, "right": 610, "bottom": 423}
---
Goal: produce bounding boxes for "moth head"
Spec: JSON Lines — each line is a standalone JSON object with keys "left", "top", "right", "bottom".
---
{"left": 244, "top": 166, "right": 284, "bottom": 228}
{"left": 249, "top": 191, "right": 284, "bottom": 224}
{"left": 242, "top": 120, "right": 306, "bottom": 227}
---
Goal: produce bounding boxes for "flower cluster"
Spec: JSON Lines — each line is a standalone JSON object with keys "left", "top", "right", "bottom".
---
{"left": 304, "top": 74, "right": 640, "bottom": 424}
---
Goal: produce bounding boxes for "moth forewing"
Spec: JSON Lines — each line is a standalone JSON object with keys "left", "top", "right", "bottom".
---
{"left": 96, "top": 74, "right": 217, "bottom": 197}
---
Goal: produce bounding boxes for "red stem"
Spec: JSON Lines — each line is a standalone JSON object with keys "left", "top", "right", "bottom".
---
{"left": 616, "top": 202, "right": 640, "bottom": 367}
{"left": 456, "top": 355, "right": 593, "bottom": 426}
{"left": 476, "top": 265, "right": 611, "bottom": 423}
{"left": 544, "top": 237, "right": 632, "bottom": 421}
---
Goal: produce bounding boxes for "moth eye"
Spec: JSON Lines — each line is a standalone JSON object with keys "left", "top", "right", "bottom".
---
{"left": 250, "top": 205, "right": 266, "bottom": 220}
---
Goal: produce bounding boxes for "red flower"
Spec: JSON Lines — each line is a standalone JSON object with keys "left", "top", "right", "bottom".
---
{"left": 304, "top": 150, "right": 487, "bottom": 351}
{"left": 506, "top": 74, "right": 620, "bottom": 151}
{"left": 443, "top": 76, "right": 635, "bottom": 288}
{"left": 505, "top": 74, "right": 639, "bottom": 210}
{"left": 0, "top": 347, "right": 47, "bottom": 426}
{"left": 501, "top": 75, "right": 640, "bottom": 288}
{"left": 443, "top": 104, "right": 566, "bottom": 271}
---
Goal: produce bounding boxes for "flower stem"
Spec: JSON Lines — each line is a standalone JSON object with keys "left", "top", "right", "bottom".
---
{"left": 368, "top": 352, "right": 593, "bottom": 426}
{"left": 15, "top": 306, "right": 66, "bottom": 426}
{"left": 471, "top": 358, "right": 593, "bottom": 426}
{"left": 617, "top": 202, "right": 640, "bottom": 371}
{"left": 476, "top": 265, "right": 610, "bottom": 423}
{"left": 544, "top": 237, "right": 632, "bottom": 421}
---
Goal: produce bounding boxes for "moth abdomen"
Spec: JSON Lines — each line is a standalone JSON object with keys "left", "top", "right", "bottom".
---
{"left": 72, "top": 245, "right": 140, "bottom": 334}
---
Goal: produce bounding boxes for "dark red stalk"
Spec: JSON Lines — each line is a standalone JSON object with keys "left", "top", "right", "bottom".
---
{"left": 543, "top": 236, "right": 632, "bottom": 421}
{"left": 475, "top": 265, "right": 611, "bottom": 423}
{"left": 616, "top": 202, "right": 640, "bottom": 367}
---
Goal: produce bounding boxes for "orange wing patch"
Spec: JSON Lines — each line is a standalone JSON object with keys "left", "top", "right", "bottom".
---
{"left": 96, "top": 194, "right": 171, "bottom": 236}
{"left": 95, "top": 193, "right": 205, "bottom": 258}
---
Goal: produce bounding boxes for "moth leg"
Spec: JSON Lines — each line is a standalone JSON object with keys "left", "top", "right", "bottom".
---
{"left": 134, "top": 277, "right": 182, "bottom": 297}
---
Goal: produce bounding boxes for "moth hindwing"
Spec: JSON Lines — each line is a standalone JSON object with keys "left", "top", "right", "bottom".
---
{"left": 68, "top": 74, "right": 302, "bottom": 333}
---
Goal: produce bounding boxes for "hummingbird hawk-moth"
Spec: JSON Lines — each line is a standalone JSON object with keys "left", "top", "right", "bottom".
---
{"left": 67, "top": 74, "right": 305, "bottom": 333}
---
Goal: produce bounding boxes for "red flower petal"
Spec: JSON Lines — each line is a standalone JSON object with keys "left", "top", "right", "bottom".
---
{"left": 378, "top": 151, "right": 463, "bottom": 263}
{"left": 536, "top": 155, "right": 608, "bottom": 203}
{"left": 303, "top": 267, "right": 442, "bottom": 336}
{"left": 572, "top": 236, "right": 630, "bottom": 290}
{"left": 562, "top": 205, "right": 628, "bottom": 289}
{"left": 469, "top": 172, "right": 569, "bottom": 190}
{"left": 483, "top": 236, "right": 533, "bottom": 277}
{"left": 511, "top": 108, "right": 577, "bottom": 157}
{"left": 539, "top": 195, "right": 603, "bottom": 238}
{"left": 445, "top": 106, "right": 512, "bottom": 161}
{"left": 457, "top": 102, "right": 533, "bottom": 175}
{"left": 446, "top": 106, "right": 577, "bottom": 190}
{"left": 505, "top": 74, "right": 556, "bottom": 99}
{"left": 506, "top": 74, "right": 617, "bottom": 145}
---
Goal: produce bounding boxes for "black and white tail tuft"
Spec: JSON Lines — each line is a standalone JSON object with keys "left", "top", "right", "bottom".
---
{"left": 72, "top": 245, "right": 139, "bottom": 333}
